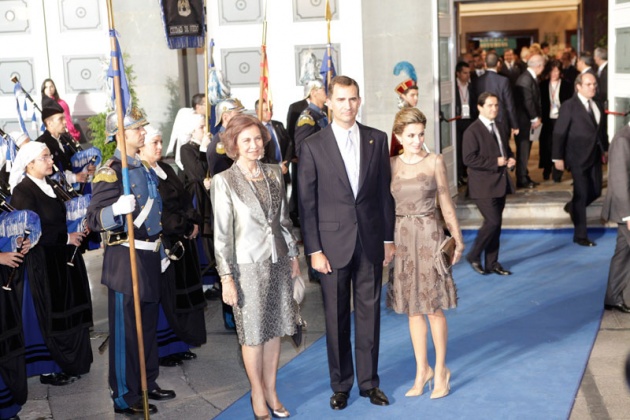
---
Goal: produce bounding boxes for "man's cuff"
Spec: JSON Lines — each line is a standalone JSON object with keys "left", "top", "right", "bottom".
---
{"left": 384, "top": 241, "right": 394, "bottom": 244}
{"left": 622, "top": 216, "right": 630, "bottom": 222}
{"left": 308, "top": 250, "right": 322, "bottom": 256}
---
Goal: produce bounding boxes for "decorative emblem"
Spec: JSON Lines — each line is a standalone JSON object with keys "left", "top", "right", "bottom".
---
{"left": 178, "top": 0, "right": 192, "bottom": 17}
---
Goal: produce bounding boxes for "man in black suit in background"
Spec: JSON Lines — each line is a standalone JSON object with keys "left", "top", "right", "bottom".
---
{"left": 455, "top": 61, "right": 477, "bottom": 185}
{"left": 463, "top": 92, "right": 515, "bottom": 276}
{"left": 553, "top": 73, "right": 608, "bottom": 247}
{"left": 514, "top": 54, "right": 545, "bottom": 189}
{"left": 475, "top": 52, "right": 519, "bottom": 137}
{"left": 255, "top": 99, "right": 293, "bottom": 187}
{"left": 499, "top": 48, "right": 522, "bottom": 87}
{"left": 595, "top": 47, "right": 608, "bottom": 103}
{"left": 577, "top": 52, "right": 597, "bottom": 77}
{"left": 298, "top": 75, "right": 395, "bottom": 411}
{"left": 602, "top": 122, "right": 630, "bottom": 313}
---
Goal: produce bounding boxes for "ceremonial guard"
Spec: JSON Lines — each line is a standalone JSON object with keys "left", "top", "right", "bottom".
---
{"left": 294, "top": 80, "right": 328, "bottom": 159}
{"left": 86, "top": 108, "right": 175, "bottom": 416}
{"left": 206, "top": 98, "right": 245, "bottom": 176}
{"left": 390, "top": 61, "right": 420, "bottom": 157}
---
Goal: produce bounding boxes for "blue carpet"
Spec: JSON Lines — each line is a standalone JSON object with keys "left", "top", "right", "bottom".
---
{"left": 216, "top": 228, "right": 614, "bottom": 419}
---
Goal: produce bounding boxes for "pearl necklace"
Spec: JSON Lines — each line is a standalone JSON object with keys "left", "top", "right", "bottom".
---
{"left": 236, "top": 160, "right": 261, "bottom": 179}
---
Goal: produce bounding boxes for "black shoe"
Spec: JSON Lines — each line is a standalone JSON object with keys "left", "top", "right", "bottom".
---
{"left": 517, "top": 181, "right": 536, "bottom": 189}
{"left": 330, "top": 391, "right": 349, "bottom": 410}
{"left": 114, "top": 401, "right": 158, "bottom": 416}
{"left": 604, "top": 303, "right": 630, "bottom": 313}
{"left": 176, "top": 351, "right": 197, "bottom": 361}
{"left": 467, "top": 257, "right": 486, "bottom": 275}
{"left": 159, "top": 355, "right": 183, "bottom": 367}
{"left": 359, "top": 387, "right": 389, "bottom": 406}
{"left": 204, "top": 287, "right": 221, "bottom": 301}
{"left": 491, "top": 264, "right": 512, "bottom": 276}
{"left": 148, "top": 387, "right": 176, "bottom": 401}
{"left": 573, "top": 238, "right": 596, "bottom": 247}
{"left": 39, "top": 372, "right": 79, "bottom": 386}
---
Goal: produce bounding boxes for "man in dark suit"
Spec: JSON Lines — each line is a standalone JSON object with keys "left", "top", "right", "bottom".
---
{"left": 602, "top": 123, "right": 630, "bottom": 313}
{"left": 553, "top": 72, "right": 608, "bottom": 246}
{"left": 255, "top": 99, "right": 293, "bottom": 186}
{"left": 561, "top": 52, "right": 579, "bottom": 85}
{"left": 577, "top": 52, "right": 597, "bottom": 77}
{"left": 475, "top": 52, "right": 519, "bottom": 136}
{"left": 514, "top": 54, "right": 545, "bottom": 188}
{"left": 499, "top": 48, "right": 522, "bottom": 87}
{"left": 455, "top": 61, "right": 477, "bottom": 185}
{"left": 595, "top": 47, "right": 608, "bottom": 103}
{"left": 463, "top": 92, "right": 515, "bottom": 276}
{"left": 298, "top": 75, "right": 395, "bottom": 411}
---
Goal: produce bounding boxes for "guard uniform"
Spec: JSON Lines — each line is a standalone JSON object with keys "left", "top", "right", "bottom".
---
{"left": 294, "top": 103, "right": 328, "bottom": 159}
{"left": 86, "top": 149, "right": 167, "bottom": 410}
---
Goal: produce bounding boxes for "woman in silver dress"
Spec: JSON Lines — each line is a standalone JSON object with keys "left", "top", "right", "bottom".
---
{"left": 211, "top": 114, "right": 300, "bottom": 420}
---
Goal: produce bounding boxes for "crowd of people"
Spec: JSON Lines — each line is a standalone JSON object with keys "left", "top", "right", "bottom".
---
{"left": 0, "top": 38, "right": 626, "bottom": 419}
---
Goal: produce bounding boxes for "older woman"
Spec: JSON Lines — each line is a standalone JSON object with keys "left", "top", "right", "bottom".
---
{"left": 9, "top": 142, "right": 93, "bottom": 386}
{"left": 387, "top": 108, "right": 464, "bottom": 399}
{"left": 211, "top": 114, "right": 299, "bottom": 419}
{"left": 41, "top": 78, "right": 81, "bottom": 142}
{"left": 139, "top": 126, "right": 207, "bottom": 367}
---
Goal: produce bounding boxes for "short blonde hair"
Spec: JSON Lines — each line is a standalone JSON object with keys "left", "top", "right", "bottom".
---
{"left": 220, "top": 114, "right": 270, "bottom": 160}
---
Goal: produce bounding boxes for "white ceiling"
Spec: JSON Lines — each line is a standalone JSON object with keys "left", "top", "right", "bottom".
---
{"left": 460, "top": 0, "right": 581, "bottom": 17}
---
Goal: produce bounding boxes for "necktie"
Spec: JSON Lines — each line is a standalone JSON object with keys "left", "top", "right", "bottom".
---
{"left": 586, "top": 100, "right": 597, "bottom": 126}
{"left": 344, "top": 130, "right": 359, "bottom": 197}
{"left": 266, "top": 123, "right": 282, "bottom": 162}
{"left": 490, "top": 122, "right": 505, "bottom": 157}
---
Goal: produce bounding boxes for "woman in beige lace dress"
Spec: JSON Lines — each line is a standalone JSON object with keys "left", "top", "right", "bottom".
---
{"left": 387, "top": 108, "right": 465, "bottom": 399}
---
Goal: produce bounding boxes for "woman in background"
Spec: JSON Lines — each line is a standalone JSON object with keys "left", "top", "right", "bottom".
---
{"left": 41, "top": 79, "right": 81, "bottom": 142}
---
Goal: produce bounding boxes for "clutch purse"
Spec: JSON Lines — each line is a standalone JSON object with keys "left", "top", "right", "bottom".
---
{"left": 291, "top": 274, "right": 307, "bottom": 347}
{"left": 435, "top": 236, "right": 456, "bottom": 275}
{"left": 293, "top": 274, "right": 305, "bottom": 304}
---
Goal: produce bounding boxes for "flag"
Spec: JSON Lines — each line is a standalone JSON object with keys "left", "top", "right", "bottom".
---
{"left": 107, "top": 30, "right": 131, "bottom": 116}
{"left": 13, "top": 82, "right": 30, "bottom": 134}
{"left": 320, "top": 46, "right": 337, "bottom": 94}
{"left": 159, "top": 0, "right": 205, "bottom": 49}
{"left": 260, "top": 45, "right": 270, "bottom": 107}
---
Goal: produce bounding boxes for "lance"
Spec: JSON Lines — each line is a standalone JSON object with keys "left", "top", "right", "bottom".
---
{"left": 325, "top": 0, "right": 333, "bottom": 122}
{"left": 203, "top": 0, "right": 210, "bottom": 131}
{"left": 257, "top": 0, "right": 268, "bottom": 121}
{"left": 105, "top": 1, "right": 150, "bottom": 418}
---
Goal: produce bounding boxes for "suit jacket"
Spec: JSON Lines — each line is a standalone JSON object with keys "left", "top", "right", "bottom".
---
{"left": 562, "top": 65, "right": 579, "bottom": 85}
{"left": 515, "top": 70, "right": 542, "bottom": 129}
{"left": 455, "top": 81, "right": 478, "bottom": 121}
{"left": 597, "top": 64, "right": 608, "bottom": 103}
{"left": 267, "top": 120, "right": 294, "bottom": 163}
{"left": 462, "top": 119, "right": 515, "bottom": 199}
{"left": 540, "top": 79, "right": 573, "bottom": 124}
{"left": 499, "top": 62, "right": 522, "bottom": 86}
{"left": 37, "top": 131, "right": 74, "bottom": 172}
{"left": 475, "top": 70, "right": 518, "bottom": 129}
{"left": 298, "top": 123, "right": 395, "bottom": 268}
{"left": 602, "top": 125, "right": 630, "bottom": 223}
{"left": 206, "top": 132, "right": 277, "bottom": 177}
{"left": 210, "top": 164, "right": 298, "bottom": 276}
{"left": 552, "top": 94, "right": 608, "bottom": 169}
{"left": 286, "top": 99, "right": 308, "bottom": 142}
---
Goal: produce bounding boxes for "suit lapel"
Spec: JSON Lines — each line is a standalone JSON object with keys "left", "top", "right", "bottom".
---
{"left": 357, "top": 123, "right": 375, "bottom": 196}
{"left": 320, "top": 126, "right": 354, "bottom": 193}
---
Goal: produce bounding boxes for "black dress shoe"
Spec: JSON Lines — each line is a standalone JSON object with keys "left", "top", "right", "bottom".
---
{"left": 359, "top": 387, "right": 389, "bottom": 406}
{"left": 573, "top": 238, "right": 596, "bottom": 247}
{"left": 176, "top": 351, "right": 197, "bottom": 360}
{"left": 467, "top": 258, "right": 486, "bottom": 275}
{"left": 517, "top": 181, "right": 535, "bottom": 189}
{"left": 329, "top": 391, "right": 349, "bottom": 410}
{"left": 148, "top": 387, "right": 176, "bottom": 401}
{"left": 114, "top": 401, "right": 158, "bottom": 416}
{"left": 490, "top": 264, "right": 512, "bottom": 276}
{"left": 605, "top": 303, "right": 630, "bottom": 313}
{"left": 159, "top": 355, "right": 183, "bottom": 367}
{"left": 39, "top": 372, "right": 79, "bottom": 386}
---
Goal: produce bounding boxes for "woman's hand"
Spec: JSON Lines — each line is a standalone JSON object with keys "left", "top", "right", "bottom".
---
{"left": 291, "top": 257, "right": 300, "bottom": 278}
{"left": 222, "top": 276, "right": 238, "bottom": 306}
{"left": 0, "top": 252, "right": 24, "bottom": 268}
{"left": 68, "top": 231, "right": 86, "bottom": 247}
{"left": 16, "top": 237, "right": 31, "bottom": 254}
{"left": 186, "top": 224, "right": 199, "bottom": 240}
{"left": 452, "top": 246, "right": 465, "bottom": 265}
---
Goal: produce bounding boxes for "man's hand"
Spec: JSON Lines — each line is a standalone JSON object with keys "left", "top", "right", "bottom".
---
{"left": 512, "top": 128, "right": 520, "bottom": 136}
{"left": 531, "top": 118, "right": 542, "bottom": 129}
{"left": 87, "top": 164, "right": 96, "bottom": 176}
{"left": 498, "top": 157, "right": 507, "bottom": 167}
{"left": 626, "top": 220, "right": 630, "bottom": 231}
{"left": 554, "top": 160, "right": 565, "bottom": 171}
{"left": 383, "top": 243, "right": 396, "bottom": 266}
{"left": 311, "top": 252, "right": 332, "bottom": 274}
{"left": 280, "top": 160, "right": 289, "bottom": 175}
{"left": 507, "top": 157, "right": 516, "bottom": 170}
{"left": 75, "top": 172, "right": 89, "bottom": 183}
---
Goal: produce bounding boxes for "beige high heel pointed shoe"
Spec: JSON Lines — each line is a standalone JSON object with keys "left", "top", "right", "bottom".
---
{"left": 430, "top": 367, "right": 451, "bottom": 399}
{"left": 405, "top": 367, "right": 434, "bottom": 397}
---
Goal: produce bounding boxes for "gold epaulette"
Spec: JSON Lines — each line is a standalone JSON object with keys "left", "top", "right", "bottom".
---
{"left": 297, "top": 113, "right": 315, "bottom": 127}
{"left": 93, "top": 166, "right": 117, "bottom": 183}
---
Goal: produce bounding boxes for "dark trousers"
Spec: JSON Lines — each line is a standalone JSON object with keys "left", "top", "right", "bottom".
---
{"left": 515, "top": 129, "right": 533, "bottom": 185}
{"left": 320, "top": 237, "right": 382, "bottom": 393}
{"left": 568, "top": 161, "right": 602, "bottom": 240}
{"left": 288, "top": 162, "right": 299, "bottom": 220}
{"left": 108, "top": 290, "right": 159, "bottom": 409}
{"left": 606, "top": 224, "right": 630, "bottom": 306}
{"left": 469, "top": 196, "right": 506, "bottom": 270}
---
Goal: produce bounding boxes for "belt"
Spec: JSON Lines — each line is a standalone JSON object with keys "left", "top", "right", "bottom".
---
{"left": 396, "top": 211, "right": 434, "bottom": 218}
{"left": 121, "top": 238, "right": 162, "bottom": 252}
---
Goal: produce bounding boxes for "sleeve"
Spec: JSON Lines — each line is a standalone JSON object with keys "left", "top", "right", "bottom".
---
{"left": 503, "top": 81, "right": 519, "bottom": 129}
{"left": 297, "top": 140, "right": 322, "bottom": 255}
{"left": 273, "top": 168, "right": 298, "bottom": 257}
{"left": 609, "top": 139, "right": 630, "bottom": 219}
{"left": 552, "top": 103, "right": 571, "bottom": 161}
{"left": 210, "top": 174, "right": 235, "bottom": 276}
{"left": 379, "top": 133, "right": 395, "bottom": 242}
{"left": 294, "top": 118, "right": 317, "bottom": 159}
{"left": 435, "top": 155, "right": 464, "bottom": 251}
{"left": 86, "top": 170, "right": 125, "bottom": 232}
{"left": 462, "top": 126, "right": 499, "bottom": 172}
{"left": 519, "top": 78, "right": 540, "bottom": 120}
{"left": 180, "top": 145, "right": 207, "bottom": 182}
{"left": 10, "top": 184, "right": 66, "bottom": 246}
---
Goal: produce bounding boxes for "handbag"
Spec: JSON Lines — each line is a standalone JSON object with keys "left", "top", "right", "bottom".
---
{"left": 291, "top": 274, "right": 307, "bottom": 347}
{"left": 293, "top": 274, "right": 305, "bottom": 304}
{"left": 435, "top": 235, "right": 456, "bottom": 276}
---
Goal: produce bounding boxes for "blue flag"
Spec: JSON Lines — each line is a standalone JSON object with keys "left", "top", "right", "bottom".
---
{"left": 13, "top": 83, "right": 29, "bottom": 134}
{"left": 320, "top": 45, "right": 337, "bottom": 95}
{"left": 107, "top": 30, "right": 131, "bottom": 116}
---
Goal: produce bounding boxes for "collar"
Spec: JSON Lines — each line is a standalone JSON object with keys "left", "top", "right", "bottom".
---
{"left": 527, "top": 67, "right": 537, "bottom": 79}
{"left": 307, "top": 102, "right": 325, "bottom": 114}
{"left": 456, "top": 79, "right": 468, "bottom": 89}
{"left": 580, "top": 66, "right": 592, "bottom": 74}
{"left": 486, "top": 68, "right": 498, "bottom": 73}
{"left": 26, "top": 174, "right": 56, "bottom": 198}
{"left": 577, "top": 92, "right": 592, "bottom": 105}
{"left": 478, "top": 115, "right": 495, "bottom": 130}
{"left": 152, "top": 163, "right": 167, "bottom": 180}
{"left": 331, "top": 121, "right": 359, "bottom": 143}
{"left": 114, "top": 149, "right": 142, "bottom": 168}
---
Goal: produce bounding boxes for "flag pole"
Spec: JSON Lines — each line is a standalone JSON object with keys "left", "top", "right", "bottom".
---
{"left": 203, "top": 0, "right": 209, "bottom": 130}
{"left": 325, "top": 0, "right": 332, "bottom": 121}
{"left": 105, "top": 1, "right": 150, "bottom": 418}
{"left": 258, "top": 0, "right": 268, "bottom": 120}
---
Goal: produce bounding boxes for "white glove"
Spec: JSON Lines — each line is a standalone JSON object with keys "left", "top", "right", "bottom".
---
{"left": 112, "top": 194, "right": 136, "bottom": 216}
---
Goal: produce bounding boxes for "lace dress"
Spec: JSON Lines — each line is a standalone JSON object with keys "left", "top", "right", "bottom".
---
{"left": 233, "top": 177, "right": 296, "bottom": 346}
{"left": 386, "top": 154, "right": 464, "bottom": 315}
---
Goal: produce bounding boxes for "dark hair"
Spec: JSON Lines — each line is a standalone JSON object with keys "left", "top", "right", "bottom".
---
{"left": 254, "top": 99, "right": 271, "bottom": 111}
{"left": 547, "top": 59, "right": 563, "bottom": 74}
{"left": 392, "top": 107, "right": 427, "bottom": 136}
{"left": 541, "top": 41, "right": 550, "bottom": 49}
{"left": 455, "top": 61, "right": 470, "bottom": 74}
{"left": 477, "top": 91, "right": 498, "bottom": 107}
{"left": 40, "top": 78, "right": 59, "bottom": 101}
{"left": 191, "top": 93, "right": 206, "bottom": 109}
{"left": 220, "top": 114, "right": 270, "bottom": 160}
{"left": 328, "top": 75, "right": 360, "bottom": 98}
{"left": 579, "top": 52, "right": 594, "bottom": 67}
{"left": 485, "top": 52, "right": 499, "bottom": 68}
